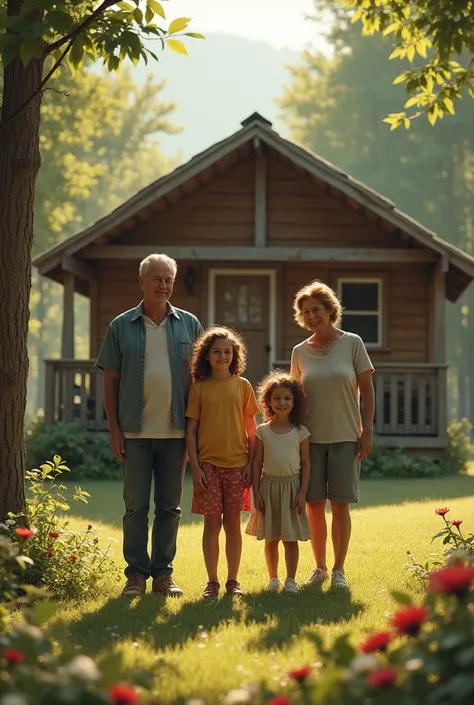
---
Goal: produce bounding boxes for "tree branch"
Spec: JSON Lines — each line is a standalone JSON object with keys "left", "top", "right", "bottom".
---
{"left": 0, "top": 0, "right": 118, "bottom": 131}
{"left": 45, "top": 0, "right": 118, "bottom": 55}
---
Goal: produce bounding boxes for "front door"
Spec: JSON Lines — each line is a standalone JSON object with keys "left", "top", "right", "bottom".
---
{"left": 215, "top": 274, "right": 270, "bottom": 387}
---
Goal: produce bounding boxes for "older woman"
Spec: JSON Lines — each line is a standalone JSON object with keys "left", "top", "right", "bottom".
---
{"left": 290, "top": 280, "right": 375, "bottom": 589}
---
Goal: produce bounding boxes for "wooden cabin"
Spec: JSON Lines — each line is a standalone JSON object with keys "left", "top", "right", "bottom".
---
{"left": 33, "top": 112, "right": 474, "bottom": 457}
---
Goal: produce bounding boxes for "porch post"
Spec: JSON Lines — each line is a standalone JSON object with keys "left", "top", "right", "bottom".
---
{"left": 253, "top": 137, "right": 267, "bottom": 247}
{"left": 61, "top": 272, "right": 75, "bottom": 422}
{"left": 433, "top": 258, "right": 447, "bottom": 439}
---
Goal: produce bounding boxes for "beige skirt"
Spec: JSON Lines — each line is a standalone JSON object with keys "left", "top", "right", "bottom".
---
{"left": 245, "top": 475, "right": 311, "bottom": 542}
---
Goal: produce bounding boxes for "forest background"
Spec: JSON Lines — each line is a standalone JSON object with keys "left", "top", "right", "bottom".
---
{"left": 27, "top": 0, "right": 474, "bottom": 427}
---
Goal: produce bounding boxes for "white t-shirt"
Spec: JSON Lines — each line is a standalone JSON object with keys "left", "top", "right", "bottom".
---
{"left": 291, "top": 331, "right": 373, "bottom": 444}
{"left": 125, "top": 316, "right": 184, "bottom": 439}
{"left": 256, "top": 422, "right": 310, "bottom": 478}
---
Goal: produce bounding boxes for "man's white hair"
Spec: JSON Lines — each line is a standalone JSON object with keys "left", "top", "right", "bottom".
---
{"left": 139, "top": 253, "right": 178, "bottom": 279}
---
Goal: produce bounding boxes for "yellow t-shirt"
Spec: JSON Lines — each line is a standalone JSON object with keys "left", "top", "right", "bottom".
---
{"left": 290, "top": 331, "right": 374, "bottom": 444}
{"left": 186, "top": 375, "right": 260, "bottom": 468}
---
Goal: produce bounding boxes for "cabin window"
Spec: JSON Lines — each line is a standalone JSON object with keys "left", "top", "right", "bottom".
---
{"left": 223, "top": 283, "right": 263, "bottom": 324}
{"left": 337, "top": 278, "right": 382, "bottom": 347}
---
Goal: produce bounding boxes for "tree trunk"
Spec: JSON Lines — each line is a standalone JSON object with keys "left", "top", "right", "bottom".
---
{"left": 0, "top": 0, "right": 44, "bottom": 520}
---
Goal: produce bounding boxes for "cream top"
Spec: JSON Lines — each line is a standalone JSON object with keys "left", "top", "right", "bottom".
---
{"left": 256, "top": 422, "right": 310, "bottom": 478}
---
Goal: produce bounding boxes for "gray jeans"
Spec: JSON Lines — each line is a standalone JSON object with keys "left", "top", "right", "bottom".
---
{"left": 122, "top": 438, "right": 186, "bottom": 579}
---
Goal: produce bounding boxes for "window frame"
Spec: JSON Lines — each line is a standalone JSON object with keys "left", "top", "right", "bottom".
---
{"left": 337, "top": 277, "right": 383, "bottom": 349}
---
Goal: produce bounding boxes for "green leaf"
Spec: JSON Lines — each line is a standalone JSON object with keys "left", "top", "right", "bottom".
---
{"left": 148, "top": 0, "right": 165, "bottom": 20}
{"left": 108, "top": 54, "right": 120, "bottom": 72}
{"left": 184, "top": 32, "right": 205, "bottom": 40}
{"left": 30, "top": 601, "right": 58, "bottom": 627}
{"left": 166, "top": 38, "right": 188, "bottom": 55}
{"left": 20, "top": 39, "right": 43, "bottom": 66}
{"left": 97, "top": 652, "right": 125, "bottom": 687}
{"left": 133, "top": 7, "right": 143, "bottom": 24}
{"left": 391, "top": 590, "right": 413, "bottom": 606}
{"left": 69, "top": 36, "right": 85, "bottom": 69}
{"left": 168, "top": 17, "right": 191, "bottom": 34}
{"left": 145, "top": 6, "right": 154, "bottom": 24}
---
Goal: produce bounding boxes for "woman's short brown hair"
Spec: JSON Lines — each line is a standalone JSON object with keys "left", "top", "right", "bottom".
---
{"left": 293, "top": 280, "right": 343, "bottom": 329}
{"left": 256, "top": 370, "right": 306, "bottom": 427}
{"left": 190, "top": 326, "right": 247, "bottom": 381}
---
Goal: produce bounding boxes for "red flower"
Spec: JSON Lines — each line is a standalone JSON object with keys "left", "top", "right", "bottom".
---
{"left": 49, "top": 531, "right": 59, "bottom": 538}
{"left": 69, "top": 554, "right": 78, "bottom": 562}
{"left": 288, "top": 665, "right": 312, "bottom": 682}
{"left": 429, "top": 564, "right": 474, "bottom": 598}
{"left": 108, "top": 683, "right": 140, "bottom": 705}
{"left": 451, "top": 520, "right": 463, "bottom": 528}
{"left": 360, "top": 631, "right": 392, "bottom": 653}
{"left": 268, "top": 697, "right": 291, "bottom": 705}
{"left": 3, "top": 648, "right": 25, "bottom": 665}
{"left": 434, "top": 507, "right": 450, "bottom": 516}
{"left": 47, "top": 551, "right": 54, "bottom": 558}
{"left": 87, "top": 524, "right": 93, "bottom": 530}
{"left": 15, "top": 528, "right": 34, "bottom": 539}
{"left": 390, "top": 605, "right": 429, "bottom": 636}
{"left": 366, "top": 667, "right": 398, "bottom": 689}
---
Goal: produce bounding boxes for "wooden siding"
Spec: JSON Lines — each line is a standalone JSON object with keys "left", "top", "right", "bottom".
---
{"left": 267, "top": 153, "right": 404, "bottom": 249}
{"left": 128, "top": 158, "right": 255, "bottom": 247}
{"left": 282, "top": 263, "right": 430, "bottom": 363}
{"left": 93, "top": 261, "right": 203, "bottom": 353}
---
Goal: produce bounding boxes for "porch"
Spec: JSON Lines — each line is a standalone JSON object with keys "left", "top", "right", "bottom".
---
{"left": 43, "top": 358, "right": 448, "bottom": 450}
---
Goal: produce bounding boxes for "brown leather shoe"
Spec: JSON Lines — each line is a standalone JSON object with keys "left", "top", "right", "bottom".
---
{"left": 121, "top": 575, "right": 146, "bottom": 598}
{"left": 225, "top": 580, "right": 243, "bottom": 596}
{"left": 202, "top": 581, "right": 220, "bottom": 598}
{"left": 152, "top": 574, "right": 183, "bottom": 597}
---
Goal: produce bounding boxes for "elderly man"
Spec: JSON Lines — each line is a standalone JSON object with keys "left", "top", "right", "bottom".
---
{"left": 96, "top": 253, "right": 203, "bottom": 597}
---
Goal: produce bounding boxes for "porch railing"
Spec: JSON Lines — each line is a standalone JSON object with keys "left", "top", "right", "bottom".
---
{"left": 272, "top": 361, "right": 447, "bottom": 437}
{"left": 44, "top": 359, "right": 107, "bottom": 431}
{"left": 44, "top": 359, "right": 447, "bottom": 437}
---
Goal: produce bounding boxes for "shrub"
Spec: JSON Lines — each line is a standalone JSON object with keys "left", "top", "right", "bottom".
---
{"left": 0, "top": 456, "right": 119, "bottom": 600}
{"left": 26, "top": 421, "right": 121, "bottom": 480}
{"left": 0, "top": 535, "right": 156, "bottom": 705}
{"left": 254, "top": 556, "right": 474, "bottom": 705}
{"left": 443, "top": 417, "right": 473, "bottom": 475}
{"left": 361, "top": 441, "right": 443, "bottom": 479}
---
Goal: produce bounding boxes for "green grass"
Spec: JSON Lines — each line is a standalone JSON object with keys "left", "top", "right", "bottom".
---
{"left": 50, "top": 470, "right": 474, "bottom": 704}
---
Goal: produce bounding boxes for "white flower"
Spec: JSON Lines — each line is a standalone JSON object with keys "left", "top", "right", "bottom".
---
{"left": 0, "top": 522, "right": 9, "bottom": 530}
{"left": 0, "top": 695, "right": 27, "bottom": 705}
{"left": 405, "top": 658, "right": 424, "bottom": 672}
{"left": 446, "top": 549, "right": 469, "bottom": 566}
{"left": 11, "top": 622, "right": 43, "bottom": 640}
{"left": 67, "top": 655, "right": 101, "bottom": 682}
{"left": 224, "top": 689, "right": 252, "bottom": 705}
{"left": 349, "top": 655, "right": 379, "bottom": 674}
{"left": 5, "top": 519, "right": 16, "bottom": 526}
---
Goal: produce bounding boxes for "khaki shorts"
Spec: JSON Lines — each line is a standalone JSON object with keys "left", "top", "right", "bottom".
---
{"left": 308, "top": 442, "right": 360, "bottom": 503}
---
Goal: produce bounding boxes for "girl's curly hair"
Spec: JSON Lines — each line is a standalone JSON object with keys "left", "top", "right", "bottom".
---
{"left": 256, "top": 370, "right": 306, "bottom": 427}
{"left": 190, "top": 326, "right": 247, "bottom": 381}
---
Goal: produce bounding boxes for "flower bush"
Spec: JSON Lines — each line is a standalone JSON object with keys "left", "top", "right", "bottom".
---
{"left": 254, "top": 562, "right": 474, "bottom": 705}
{"left": 0, "top": 535, "right": 156, "bottom": 705}
{"left": 0, "top": 456, "right": 119, "bottom": 600}
{"left": 407, "top": 506, "right": 474, "bottom": 583}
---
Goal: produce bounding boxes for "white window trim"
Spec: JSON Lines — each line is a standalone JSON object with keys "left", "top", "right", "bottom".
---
{"left": 208, "top": 268, "right": 277, "bottom": 371}
{"left": 337, "top": 277, "right": 383, "bottom": 349}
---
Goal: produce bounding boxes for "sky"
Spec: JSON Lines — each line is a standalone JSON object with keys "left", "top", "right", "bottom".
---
{"left": 165, "top": 0, "right": 325, "bottom": 51}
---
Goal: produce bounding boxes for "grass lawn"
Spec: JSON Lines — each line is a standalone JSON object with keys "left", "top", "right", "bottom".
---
{"left": 50, "top": 470, "right": 474, "bottom": 704}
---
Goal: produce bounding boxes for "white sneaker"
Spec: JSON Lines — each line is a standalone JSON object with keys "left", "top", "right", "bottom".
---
{"left": 306, "top": 568, "right": 329, "bottom": 585}
{"left": 265, "top": 578, "right": 281, "bottom": 592}
{"left": 283, "top": 578, "right": 298, "bottom": 593}
{"left": 331, "top": 570, "right": 349, "bottom": 589}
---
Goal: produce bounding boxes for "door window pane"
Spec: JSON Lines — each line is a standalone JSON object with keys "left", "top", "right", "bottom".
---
{"left": 222, "top": 282, "right": 263, "bottom": 324}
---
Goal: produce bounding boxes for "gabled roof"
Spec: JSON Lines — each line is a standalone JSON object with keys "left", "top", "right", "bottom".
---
{"left": 33, "top": 112, "right": 474, "bottom": 301}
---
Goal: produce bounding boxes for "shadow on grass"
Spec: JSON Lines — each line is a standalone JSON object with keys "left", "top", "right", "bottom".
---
{"left": 55, "top": 583, "right": 365, "bottom": 657}
{"left": 242, "top": 585, "right": 365, "bottom": 649}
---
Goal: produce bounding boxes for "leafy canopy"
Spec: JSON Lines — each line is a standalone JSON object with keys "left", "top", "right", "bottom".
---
{"left": 0, "top": 0, "right": 204, "bottom": 74}
{"left": 346, "top": 0, "right": 474, "bottom": 128}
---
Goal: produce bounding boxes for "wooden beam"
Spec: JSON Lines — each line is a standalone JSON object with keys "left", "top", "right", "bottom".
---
{"left": 61, "top": 272, "right": 75, "bottom": 358}
{"left": 254, "top": 138, "right": 267, "bottom": 247}
{"left": 62, "top": 255, "right": 96, "bottom": 282}
{"left": 433, "top": 261, "right": 446, "bottom": 364}
{"left": 82, "top": 245, "right": 439, "bottom": 263}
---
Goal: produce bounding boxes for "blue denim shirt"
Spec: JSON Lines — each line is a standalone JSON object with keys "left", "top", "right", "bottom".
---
{"left": 95, "top": 302, "right": 203, "bottom": 432}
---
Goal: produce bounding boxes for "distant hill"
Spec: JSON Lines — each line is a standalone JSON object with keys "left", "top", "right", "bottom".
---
{"left": 136, "top": 32, "right": 299, "bottom": 161}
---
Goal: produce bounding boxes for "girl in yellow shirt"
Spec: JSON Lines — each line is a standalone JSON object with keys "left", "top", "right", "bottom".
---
{"left": 186, "top": 326, "right": 259, "bottom": 598}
